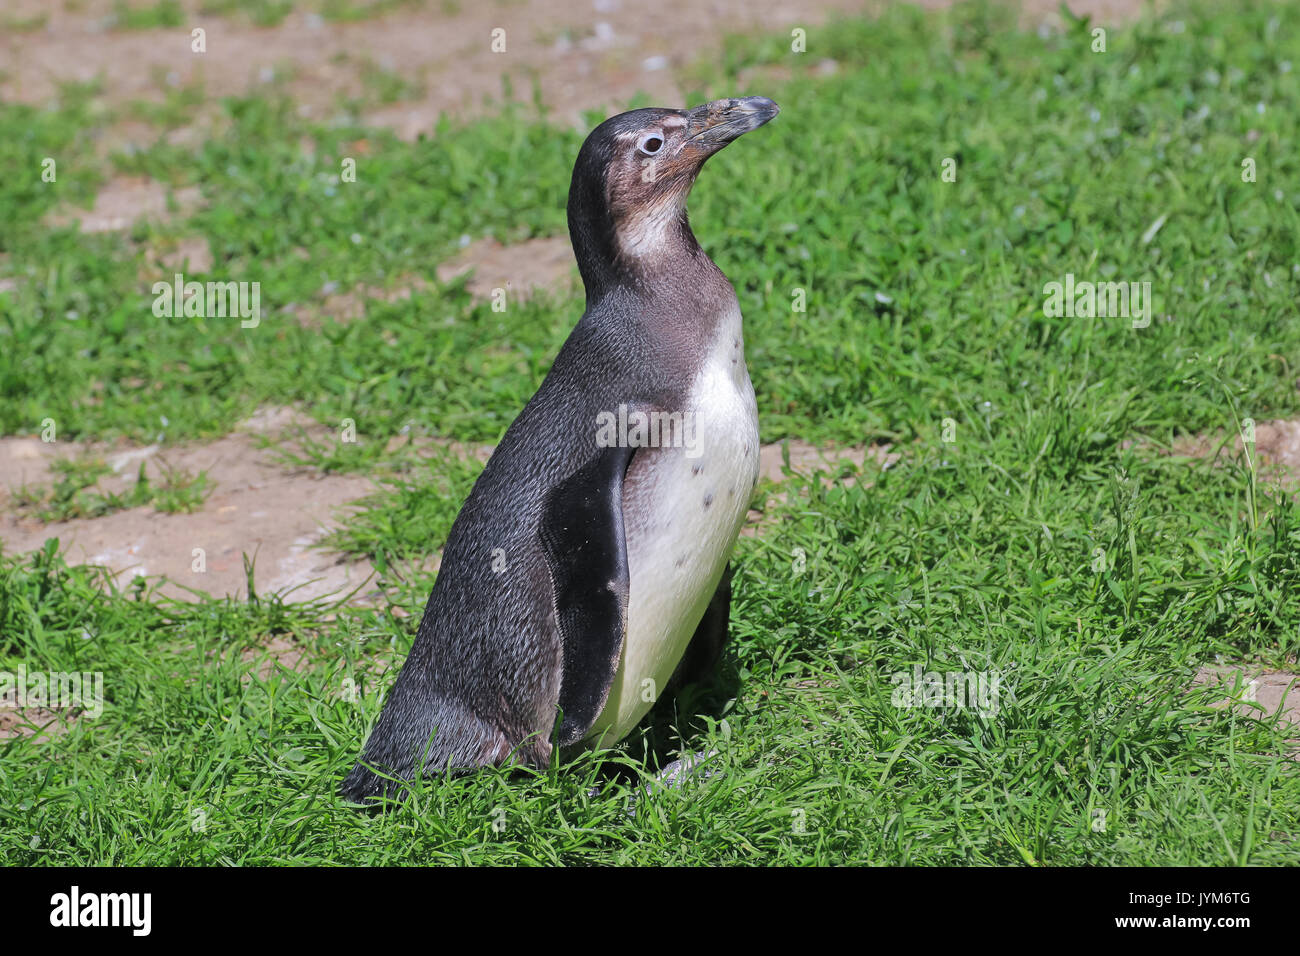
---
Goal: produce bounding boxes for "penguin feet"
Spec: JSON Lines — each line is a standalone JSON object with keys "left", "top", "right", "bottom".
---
{"left": 646, "top": 747, "right": 722, "bottom": 794}
{"left": 584, "top": 748, "right": 722, "bottom": 812}
{"left": 617, "top": 749, "right": 722, "bottom": 820}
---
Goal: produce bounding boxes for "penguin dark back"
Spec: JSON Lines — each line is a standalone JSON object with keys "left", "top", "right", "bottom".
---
{"left": 339, "top": 97, "right": 779, "bottom": 805}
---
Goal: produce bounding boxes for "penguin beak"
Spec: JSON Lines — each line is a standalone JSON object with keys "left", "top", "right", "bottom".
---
{"left": 679, "top": 96, "right": 780, "bottom": 154}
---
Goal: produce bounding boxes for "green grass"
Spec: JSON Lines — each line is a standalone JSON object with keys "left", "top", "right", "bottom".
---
{"left": 0, "top": 12, "right": 49, "bottom": 32}
{"left": 2, "top": 433, "right": 1297, "bottom": 864}
{"left": 110, "top": 0, "right": 185, "bottom": 30}
{"left": 319, "top": 0, "right": 425, "bottom": 23}
{"left": 111, "top": 0, "right": 422, "bottom": 29}
{"left": 199, "top": 0, "right": 297, "bottom": 27}
{"left": 1, "top": 0, "right": 1298, "bottom": 864}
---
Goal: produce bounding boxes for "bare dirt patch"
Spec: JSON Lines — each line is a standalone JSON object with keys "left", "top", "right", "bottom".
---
{"left": 744, "top": 440, "right": 897, "bottom": 536}
{"left": 0, "top": 676, "right": 93, "bottom": 743}
{"left": 240, "top": 634, "right": 309, "bottom": 682}
{"left": 0, "top": 697, "right": 75, "bottom": 743}
{"left": 758, "top": 440, "right": 897, "bottom": 486}
{"left": 283, "top": 274, "right": 433, "bottom": 327}
{"left": 146, "top": 235, "right": 215, "bottom": 274}
{"left": 283, "top": 235, "right": 575, "bottom": 327}
{"left": 435, "top": 236, "right": 576, "bottom": 302}
{"left": 1252, "top": 419, "right": 1300, "bottom": 486}
{"left": 0, "top": 408, "right": 379, "bottom": 604}
{"left": 1164, "top": 418, "right": 1300, "bottom": 491}
{"left": 1192, "top": 665, "right": 1300, "bottom": 738}
{"left": 43, "top": 176, "right": 204, "bottom": 234}
{"left": 3, "top": 0, "right": 1155, "bottom": 140}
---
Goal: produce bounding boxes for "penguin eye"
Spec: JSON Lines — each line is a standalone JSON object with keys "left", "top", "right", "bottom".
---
{"left": 638, "top": 132, "right": 665, "bottom": 156}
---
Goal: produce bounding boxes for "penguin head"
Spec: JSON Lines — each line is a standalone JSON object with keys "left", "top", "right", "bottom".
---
{"left": 567, "top": 97, "right": 779, "bottom": 294}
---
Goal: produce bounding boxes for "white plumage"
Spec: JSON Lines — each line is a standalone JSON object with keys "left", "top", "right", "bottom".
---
{"left": 586, "top": 301, "right": 759, "bottom": 744}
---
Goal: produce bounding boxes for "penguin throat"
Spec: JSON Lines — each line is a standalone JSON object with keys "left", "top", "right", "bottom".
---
{"left": 567, "top": 171, "right": 704, "bottom": 303}
{"left": 612, "top": 192, "right": 692, "bottom": 263}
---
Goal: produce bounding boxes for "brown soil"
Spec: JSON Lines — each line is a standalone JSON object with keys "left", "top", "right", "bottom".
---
{"left": 240, "top": 634, "right": 310, "bottom": 681}
{"left": 148, "top": 235, "right": 216, "bottom": 274}
{"left": 0, "top": 407, "right": 379, "bottom": 603}
{"left": 435, "top": 236, "right": 576, "bottom": 302}
{"left": 0, "top": 690, "right": 76, "bottom": 743}
{"left": 1165, "top": 418, "right": 1300, "bottom": 491}
{"left": 1192, "top": 665, "right": 1300, "bottom": 737}
{"left": 744, "top": 440, "right": 897, "bottom": 537}
{"left": 1252, "top": 419, "right": 1300, "bottom": 485}
{"left": 43, "top": 177, "right": 205, "bottom": 234}
{"left": 758, "top": 440, "right": 897, "bottom": 485}
{"left": 284, "top": 236, "right": 576, "bottom": 327}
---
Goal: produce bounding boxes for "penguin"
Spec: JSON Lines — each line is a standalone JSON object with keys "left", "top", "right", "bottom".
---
{"left": 340, "top": 96, "right": 779, "bottom": 803}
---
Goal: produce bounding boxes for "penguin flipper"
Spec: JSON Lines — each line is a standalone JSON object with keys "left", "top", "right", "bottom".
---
{"left": 539, "top": 443, "right": 636, "bottom": 747}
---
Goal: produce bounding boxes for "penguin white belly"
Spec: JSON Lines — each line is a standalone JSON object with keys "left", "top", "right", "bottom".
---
{"left": 584, "top": 306, "right": 759, "bottom": 745}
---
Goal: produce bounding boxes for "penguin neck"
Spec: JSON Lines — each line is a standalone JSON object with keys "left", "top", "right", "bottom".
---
{"left": 568, "top": 192, "right": 718, "bottom": 307}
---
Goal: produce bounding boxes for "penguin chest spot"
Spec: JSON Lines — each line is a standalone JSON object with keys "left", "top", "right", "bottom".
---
{"left": 585, "top": 308, "right": 759, "bottom": 745}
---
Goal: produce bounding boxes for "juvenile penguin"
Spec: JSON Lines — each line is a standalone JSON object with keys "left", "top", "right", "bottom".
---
{"left": 340, "top": 96, "right": 779, "bottom": 803}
